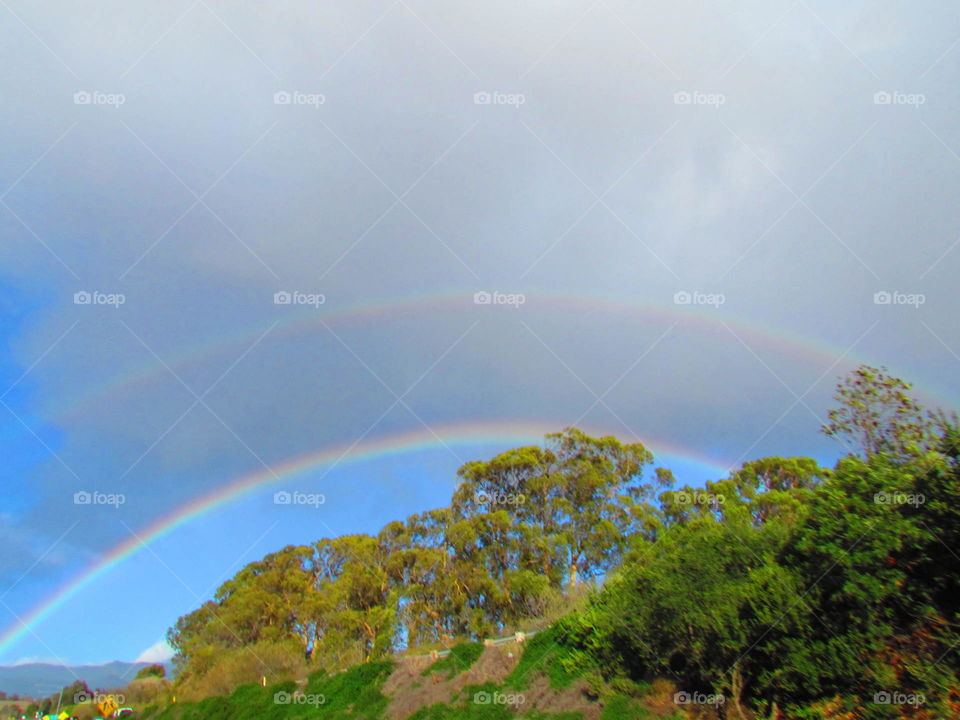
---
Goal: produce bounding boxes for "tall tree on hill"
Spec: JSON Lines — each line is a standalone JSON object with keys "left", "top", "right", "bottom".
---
{"left": 165, "top": 428, "right": 668, "bottom": 689}
{"left": 452, "top": 428, "right": 656, "bottom": 587}
{"left": 822, "top": 365, "right": 934, "bottom": 459}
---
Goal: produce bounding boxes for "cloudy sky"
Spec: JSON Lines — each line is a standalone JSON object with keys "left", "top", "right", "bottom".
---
{"left": 1, "top": 0, "right": 958, "bottom": 669}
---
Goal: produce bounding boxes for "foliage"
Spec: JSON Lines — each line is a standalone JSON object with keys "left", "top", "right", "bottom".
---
{"left": 175, "top": 639, "right": 306, "bottom": 701}
{"left": 504, "top": 627, "right": 579, "bottom": 691}
{"left": 821, "top": 364, "right": 936, "bottom": 459}
{"left": 168, "top": 429, "right": 658, "bottom": 689}
{"left": 156, "top": 367, "right": 960, "bottom": 719}
{"left": 561, "top": 367, "right": 960, "bottom": 718}
{"left": 136, "top": 664, "right": 168, "bottom": 679}
{"left": 421, "top": 642, "right": 485, "bottom": 679}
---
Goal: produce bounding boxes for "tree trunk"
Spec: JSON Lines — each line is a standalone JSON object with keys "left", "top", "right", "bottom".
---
{"left": 730, "top": 665, "right": 748, "bottom": 720}
{"left": 767, "top": 699, "right": 779, "bottom": 720}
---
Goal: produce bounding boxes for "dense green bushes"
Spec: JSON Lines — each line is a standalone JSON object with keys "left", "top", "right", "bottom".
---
{"left": 559, "top": 424, "right": 960, "bottom": 717}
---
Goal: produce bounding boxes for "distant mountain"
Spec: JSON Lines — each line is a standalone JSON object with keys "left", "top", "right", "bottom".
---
{"left": 0, "top": 661, "right": 157, "bottom": 698}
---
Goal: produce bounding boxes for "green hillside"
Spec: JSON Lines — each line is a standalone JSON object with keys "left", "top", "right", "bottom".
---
{"left": 139, "top": 632, "right": 672, "bottom": 720}
{"left": 90, "top": 367, "right": 960, "bottom": 719}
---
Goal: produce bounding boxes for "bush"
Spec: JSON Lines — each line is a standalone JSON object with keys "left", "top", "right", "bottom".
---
{"left": 302, "top": 660, "right": 394, "bottom": 719}
{"left": 504, "top": 627, "right": 578, "bottom": 690}
{"left": 421, "top": 643, "right": 485, "bottom": 679}
{"left": 176, "top": 640, "right": 306, "bottom": 701}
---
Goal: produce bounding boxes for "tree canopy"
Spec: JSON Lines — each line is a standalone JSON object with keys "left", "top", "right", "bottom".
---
{"left": 165, "top": 366, "right": 960, "bottom": 717}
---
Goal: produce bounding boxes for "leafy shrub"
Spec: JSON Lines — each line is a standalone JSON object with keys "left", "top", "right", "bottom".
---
{"left": 421, "top": 643, "right": 485, "bottom": 679}
{"left": 504, "top": 627, "right": 578, "bottom": 690}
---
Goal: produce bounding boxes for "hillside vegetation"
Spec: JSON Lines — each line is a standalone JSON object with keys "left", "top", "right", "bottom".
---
{"left": 133, "top": 367, "right": 960, "bottom": 719}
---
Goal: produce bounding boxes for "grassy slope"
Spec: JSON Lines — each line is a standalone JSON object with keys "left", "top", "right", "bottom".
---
{"left": 140, "top": 632, "right": 672, "bottom": 720}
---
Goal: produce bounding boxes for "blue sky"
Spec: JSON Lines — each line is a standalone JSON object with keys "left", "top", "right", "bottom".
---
{"left": 1, "top": 0, "right": 960, "bottom": 668}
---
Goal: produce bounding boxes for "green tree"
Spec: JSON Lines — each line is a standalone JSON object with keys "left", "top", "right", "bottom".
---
{"left": 452, "top": 428, "right": 657, "bottom": 588}
{"left": 579, "top": 517, "right": 803, "bottom": 719}
{"left": 135, "top": 663, "right": 167, "bottom": 679}
{"left": 822, "top": 365, "right": 934, "bottom": 459}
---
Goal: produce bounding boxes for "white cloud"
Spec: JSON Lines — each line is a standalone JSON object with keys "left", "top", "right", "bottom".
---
{"left": 135, "top": 641, "right": 174, "bottom": 664}
{"left": 12, "top": 656, "right": 62, "bottom": 666}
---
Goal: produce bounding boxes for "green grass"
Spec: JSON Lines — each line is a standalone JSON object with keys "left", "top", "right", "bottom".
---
{"left": 405, "top": 683, "right": 583, "bottom": 720}
{"left": 598, "top": 695, "right": 639, "bottom": 720}
{"left": 149, "top": 664, "right": 393, "bottom": 720}
{"left": 421, "top": 642, "right": 485, "bottom": 679}
{"left": 138, "top": 623, "right": 613, "bottom": 720}
{"left": 504, "top": 627, "right": 578, "bottom": 691}
{"left": 302, "top": 661, "right": 394, "bottom": 719}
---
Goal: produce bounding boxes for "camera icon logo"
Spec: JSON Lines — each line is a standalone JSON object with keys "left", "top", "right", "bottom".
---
{"left": 873, "top": 91, "right": 891, "bottom": 105}
{"left": 74, "top": 291, "right": 92, "bottom": 305}
{"left": 74, "top": 91, "right": 92, "bottom": 105}
{"left": 673, "top": 91, "right": 692, "bottom": 105}
{"left": 473, "top": 691, "right": 491, "bottom": 705}
{"left": 74, "top": 691, "right": 92, "bottom": 703}
{"left": 74, "top": 491, "right": 92, "bottom": 505}
{"left": 274, "top": 291, "right": 292, "bottom": 305}
{"left": 274, "top": 91, "right": 292, "bottom": 105}
{"left": 873, "top": 290, "right": 891, "bottom": 305}
{"left": 274, "top": 491, "right": 292, "bottom": 505}
{"left": 673, "top": 692, "right": 691, "bottom": 704}
{"left": 873, "top": 691, "right": 891, "bottom": 704}
{"left": 473, "top": 91, "right": 491, "bottom": 105}
{"left": 274, "top": 691, "right": 292, "bottom": 704}
{"left": 673, "top": 290, "right": 691, "bottom": 305}
{"left": 473, "top": 291, "right": 492, "bottom": 305}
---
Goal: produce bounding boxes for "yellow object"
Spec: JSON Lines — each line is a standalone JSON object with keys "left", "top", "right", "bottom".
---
{"left": 96, "top": 695, "right": 118, "bottom": 719}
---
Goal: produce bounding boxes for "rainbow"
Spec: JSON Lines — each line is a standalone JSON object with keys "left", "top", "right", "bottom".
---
{"left": 0, "top": 419, "right": 731, "bottom": 658}
{"left": 8, "top": 290, "right": 955, "bottom": 658}
{"left": 53, "top": 290, "right": 960, "bottom": 420}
